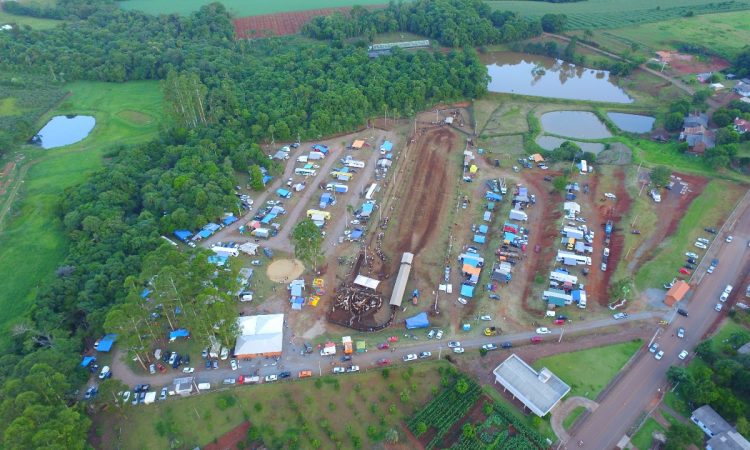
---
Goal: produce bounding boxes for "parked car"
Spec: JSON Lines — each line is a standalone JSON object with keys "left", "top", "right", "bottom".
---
{"left": 679, "top": 268, "right": 691, "bottom": 275}
{"left": 655, "top": 350, "right": 664, "bottom": 360}
{"left": 613, "top": 312, "right": 628, "bottom": 320}
{"left": 554, "top": 319, "right": 565, "bottom": 325}
{"left": 223, "top": 378, "right": 236, "bottom": 385}
{"left": 677, "top": 327, "right": 685, "bottom": 338}
{"left": 704, "top": 227, "right": 717, "bottom": 234}
{"left": 230, "top": 359, "right": 238, "bottom": 371}
{"left": 452, "top": 347, "right": 465, "bottom": 354}
{"left": 278, "top": 371, "right": 291, "bottom": 378}
{"left": 435, "top": 330, "right": 444, "bottom": 340}
{"left": 535, "top": 327, "right": 551, "bottom": 334}
{"left": 220, "top": 347, "right": 229, "bottom": 360}
{"left": 122, "top": 391, "right": 131, "bottom": 403}
{"left": 696, "top": 237, "right": 710, "bottom": 245}
{"left": 677, "top": 308, "right": 689, "bottom": 317}
{"left": 649, "top": 343, "right": 659, "bottom": 353}
{"left": 212, "top": 359, "right": 219, "bottom": 369}
{"left": 448, "top": 341, "right": 461, "bottom": 348}
{"left": 707, "top": 266, "right": 715, "bottom": 274}
{"left": 332, "top": 367, "right": 346, "bottom": 374}
{"left": 403, "top": 354, "right": 418, "bottom": 362}
{"left": 419, "top": 352, "right": 432, "bottom": 359}
{"left": 501, "top": 342, "right": 513, "bottom": 349}
{"left": 694, "top": 242, "right": 707, "bottom": 249}
{"left": 377, "top": 358, "right": 391, "bottom": 366}
{"left": 482, "top": 343, "right": 498, "bottom": 351}
{"left": 530, "top": 336, "right": 543, "bottom": 344}
{"left": 479, "top": 315, "right": 492, "bottom": 321}
{"left": 678, "top": 350, "right": 689, "bottom": 360}
{"left": 251, "top": 260, "right": 262, "bottom": 266}
{"left": 159, "top": 387, "right": 168, "bottom": 401}
{"left": 99, "top": 366, "right": 111, "bottom": 379}
{"left": 604, "top": 193, "right": 617, "bottom": 199}
{"left": 346, "top": 366, "right": 359, "bottom": 373}
{"left": 715, "top": 303, "right": 723, "bottom": 312}
{"left": 340, "top": 355, "right": 352, "bottom": 362}
{"left": 427, "top": 329, "right": 436, "bottom": 339}
{"left": 726, "top": 235, "right": 733, "bottom": 243}
{"left": 182, "top": 366, "right": 194, "bottom": 374}
{"left": 205, "top": 360, "right": 212, "bottom": 369}
{"left": 457, "top": 298, "right": 467, "bottom": 305}
{"left": 377, "top": 342, "right": 390, "bottom": 350}
{"left": 149, "top": 364, "right": 156, "bottom": 375}
{"left": 264, "top": 375, "right": 278, "bottom": 382}
{"left": 84, "top": 386, "right": 98, "bottom": 400}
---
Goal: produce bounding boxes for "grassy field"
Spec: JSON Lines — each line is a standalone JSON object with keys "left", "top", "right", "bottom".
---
{"left": 118, "top": 0, "right": 390, "bottom": 16}
{"left": 634, "top": 179, "right": 746, "bottom": 290}
{"left": 0, "top": 81, "right": 163, "bottom": 340}
{"left": 630, "top": 417, "right": 666, "bottom": 450}
{"left": 532, "top": 340, "right": 642, "bottom": 399}
{"left": 486, "top": 0, "right": 750, "bottom": 30}
{"left": 598, "top": 10, "right": 750, "bottom": 60}
{"left": 99, "top": 361, "right": 446, "bottom": 449}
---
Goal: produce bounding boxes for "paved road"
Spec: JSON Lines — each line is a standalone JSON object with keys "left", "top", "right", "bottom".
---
{"left": 568, "top": 192, "right": 750, "bottom": 449}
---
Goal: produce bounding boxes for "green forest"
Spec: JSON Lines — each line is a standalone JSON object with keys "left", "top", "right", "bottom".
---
{"left": 0, "top": 0, "right": 511, "bottom": 446}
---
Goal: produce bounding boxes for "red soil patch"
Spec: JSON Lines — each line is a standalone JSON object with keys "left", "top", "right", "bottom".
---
{"left": 203, "top": 421, "right": 251, "bottom": 450}
{"left": 233, "top": 8, "right": 348, "bottom": 38}
{"left": 665, "top": 52, "right": 730, "bottom": 75}
{"left": 0, "top": 162, "right": 14, "bottom": 178}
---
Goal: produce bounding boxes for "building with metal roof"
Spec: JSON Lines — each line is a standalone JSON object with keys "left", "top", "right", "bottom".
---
{"left": 234, "top": 314, "right": 284, "bottom": 359}
{"left": 493, "top": 354, "right": 570, "bottom": 417}
{"left": 389, "top": 253, "right": 414, "bottom": 307}
{"left": 692, "top": 405, "right": 734, "bottom": 437}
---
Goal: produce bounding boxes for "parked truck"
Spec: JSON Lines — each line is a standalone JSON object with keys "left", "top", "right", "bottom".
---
{"left": 498, "top": 178, "right": 507, "bottom": 195}
{"left": 342, "top": 336, "right": 353, "bottom": 355}
{"left": 604, "top": 220, "right": 613, "bottom": 245}
{"left": 509, "top": 210, "right": 528, "bottom": 221}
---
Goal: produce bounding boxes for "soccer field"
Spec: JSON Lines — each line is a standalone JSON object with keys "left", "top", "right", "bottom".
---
{"left": 118, "top": 0, "right": 389, "bottom": 16}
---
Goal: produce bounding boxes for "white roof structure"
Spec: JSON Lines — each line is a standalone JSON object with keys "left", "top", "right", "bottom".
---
{"left": 354, "top": 275, "right": 380, "bottom": 290}
{"left": 239, "top": 242, "right": 259, "bottom": 255}
{"left": 563, "top": 202, "right": 580, "bottom": 214}
{"left": 234, "top": 314, "right": 284, "bottom": 358}
{"left": 493, "top": 354, "right": 570, "bottom": 417}
{"left": 389, "top": 253, "right": 414, "bottom": 307}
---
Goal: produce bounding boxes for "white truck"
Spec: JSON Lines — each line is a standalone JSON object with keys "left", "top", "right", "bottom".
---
{"left": 344, "top": 160, "right": 365, "bottom": 168}
{"left": 509, "top": 209, "right": 528, "bottom": 221}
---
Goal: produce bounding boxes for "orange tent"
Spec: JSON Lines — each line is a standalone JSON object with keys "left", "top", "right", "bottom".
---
{"left": 352, "top": 140, "right": 365, "bottom": 149}
{"left": 664, "top": 281, "right": 690, "bottom": 306}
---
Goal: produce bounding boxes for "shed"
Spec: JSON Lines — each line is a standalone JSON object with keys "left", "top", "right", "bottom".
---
{"left": 389, "top": 253, "right": 414, "bottom": 307}
{"left": 665, "top": 280, "right": 690, "bottom": 306}
{"left": 405, "top": 312, "right": 429, "bottom": 329}
{"left": 354, "top": 275, "right": 380, "bottom": 290}
{"left": 493, "top": 354, "right": 570, "bottom": 417}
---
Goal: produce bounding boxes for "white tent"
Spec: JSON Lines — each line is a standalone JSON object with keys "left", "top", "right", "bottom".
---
{"left": 234, "top": 314, "right": 284, "bottom": 358}
{"left": 239, "top": 242, "right": 259, "bottom": 255}
{"left": 353, "top": 275, "right": 380, "bottom": 290}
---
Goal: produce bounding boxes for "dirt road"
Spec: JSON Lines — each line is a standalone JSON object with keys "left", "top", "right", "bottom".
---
{"left": 569, "top": 190, "right": 750, "bottom": 449}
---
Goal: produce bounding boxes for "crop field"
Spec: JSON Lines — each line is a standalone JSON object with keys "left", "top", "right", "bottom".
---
{"left": 532, "top": 340, "right": 642, "bottom": 399}
{"left": 600, "top": 10, "right": 750, "bottom": 59}
{"left": 0, "top": 81, "right": 163, "bottom": 340}
{"left": 95, "top": 361, "right": 446, "bottom": 449}
{"left": 119, "top": 0, "right": 388, "bottom": 16}
{"left": 486, "top": 0, "right": 750, "bottom": 30}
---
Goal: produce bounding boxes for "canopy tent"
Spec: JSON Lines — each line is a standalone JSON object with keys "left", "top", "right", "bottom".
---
{"left": 353, "top": 275, "right": 380, "bottom": 290}
{"left": 469, "top": 165, "right": 478, "bottom": 174}
{"left": 222, "top": 215, "right": 238, "bottom": 226}
{"left": 478, "top": 224, "right": 489, "bottom": 234}
{"left": 405, "top": 312, "right": 430, "bottom": 329}
{"left": 460, "top": 284, "right": 475, "bottom": 298}
{"left": 234, "top": 314, "right": 284, "bottom": 358}
{"left": 94, "top": 334, "right": 117, "bottom": 352}
{"left": 349, "top": 229, "right": 364, "bottom": 240}
{"left": 380, "top": 141, "right": 393, "bottom": 152}
{"left": 531, "top": 153, "right": 544, "bottom": 162}
{"left": 360, "top": 203, "right": 374, "bottom": 217}
{"left": 173, "top": 230, "right": 193, "bottom": 241}
{"left": 460, "top": 254, "right": 483, "bottom": 268}
{"left": 169, "top": 328, "right": 190, "bottom": 341}
{"left": 81, "top": 356, "right": 96, "bottom": 367}
{"left": 352, "top": 139, "right": 365, "bottom": 149}
{"left": 473, "top": 235, "right": 486, "bottom": 244}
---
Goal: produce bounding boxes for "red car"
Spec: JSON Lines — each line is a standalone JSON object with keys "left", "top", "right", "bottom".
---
{"left": 679, "top": 268, "right": 691, "bottom": 275}
{"left": 377, "top": 343, "right": 390, "bottom": 350}
{"left": 553, "top": 319, "right": 565, "bottom": 325}
{"left": 377, "top": 358, "right": 391, "bottom": 366}
{"left": 387, "top": 336, "right": 399, "bottom": 343}
{"left": 531, "top": 336, "right": 543, "bottom": 343}
{"left": 534, "top": 244, "right": 541, "bottom": 253}
{"left": 156, "top": 362, "right": 166, "bottom": 373}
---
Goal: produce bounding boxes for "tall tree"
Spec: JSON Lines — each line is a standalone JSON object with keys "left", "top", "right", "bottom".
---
{"left": 291, "top": 219, "right": 323, "bottom": 272}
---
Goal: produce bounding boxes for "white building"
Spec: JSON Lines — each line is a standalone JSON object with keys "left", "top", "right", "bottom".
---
{"left": 234, "top": 314, "right": 284, "bottom": 359}
{"left": 492, "top": 354, "right": 570, "bottom": 417}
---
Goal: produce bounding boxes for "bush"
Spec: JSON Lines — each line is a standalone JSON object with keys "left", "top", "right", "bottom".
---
{"left": 381, "top": 368, "right": 390, "bottom": 379}
{"left": 216, "top": 394, "right": 237, "bottom": 411}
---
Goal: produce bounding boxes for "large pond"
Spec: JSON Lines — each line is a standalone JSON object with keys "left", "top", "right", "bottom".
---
{"left": 485, "top": 53, "right": 633, "bottom": 103}
{"left": 536, "top": 136, "right": 606, "bottom": 155}
{"left": 540, "top": 111, "right": 612, "bottom": 139}
{"left": 33, "top": 115, "right": 96, "bottom": 149}
{"left": 607, "top": 112, "right": 655, "bottom": 133}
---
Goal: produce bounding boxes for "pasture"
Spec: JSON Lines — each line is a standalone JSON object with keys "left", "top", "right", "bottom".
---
{"left": 486, "top": 0, "right": 750, "bottom": 30}
{"left": 0, "top": 81, "right": 163, "bottom": 343}
{"left": 118, "top": 0, "right": 389, "bottom": 16}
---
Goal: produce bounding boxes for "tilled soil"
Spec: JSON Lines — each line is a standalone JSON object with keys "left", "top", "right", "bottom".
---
{"left": 203, "top": 421, "right": 251, "bottom": 450}
{"left": 233, "top": 8, "right": 349, "bottom": 38}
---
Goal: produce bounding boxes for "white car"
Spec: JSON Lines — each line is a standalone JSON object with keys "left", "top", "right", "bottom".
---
{"left": 457, "top": 298, "right": 467, "bottom": 305}
{"left": 720, "top": 292, "right": 729, "bottom": 302}
{"left": 694, "top": 242, "right": 707, "bottom": 249}
{"left": 604, "top": 192, "right": 617, "bottom": 199}
{"left": 707, "top": 266, "right": 715, "bottom": 274}
{"left": 715, "top": 303, "right": 723, "bottom": 312}
{"left": 435, "top": 330, "right": 444, "bottom": 340}
{"left": 332, "top": 367, "right": 346, "bottom": 374}
{"left": 220, "top": 347, "right": 229, "bottom": 360}
{"left": 452, "top": 347, "right": 465, "bottom": 354}
{"left": 346, "top": 365, "right": 360, "bottom": 373}
{"left": 726, "top": 235, "right": 733, "bottom": 243}
{"left": 724, "top": 285, "right": 734, "bottom": 294}
{"left": 98, "top": 366, "right": 111, "bottom": 379}
{"left": 121, "top": 391, "right": 131, "bottom": 402}
{"left": 230, "top": 359, "right": 238, "bottom": 371}
{"left": 649, "top": 343, "right": 659, "bottom": 353}
{"left": 535, "top": 327, "right": 551, "bottom": 334}
{"left": 685, "top": 252, "right": 699, "bottom": 259}
{"left": 182, "top": 367, "right": 195, "bottom": 374}
{"left": 479, "top": 315, "right": 492, "bottom": 321}
{"left": 655, "top": 350, "right": 664, "bottom": 360}
{"left": 350, "top": 220, "right": 360, "bottom": 225}
{"left": 696, "top": 237, "right": 710, "bottom": 245}
{"left": 678, "top": 350, "right": 689, "bottom": 360}
{"left": 402, "top": 354, "right": 418, "bottom": 362}
{"left": 264, "top": 375, "right": 278, "bottom": 382}
{"left": 448, "top": 341, "right": 461, "bottom": 348}
{"left": 482, "top": 343, "right": 498, "bottom": 351}
{"left": 419, "top": 352, "right": 432, "bottom": 359}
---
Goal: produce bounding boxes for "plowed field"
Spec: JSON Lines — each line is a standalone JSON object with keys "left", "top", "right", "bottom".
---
{"left": 233, "top": 8, "right": 346, "bottom": 38}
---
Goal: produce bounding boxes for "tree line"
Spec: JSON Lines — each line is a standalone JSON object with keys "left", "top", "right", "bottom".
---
{"left": 302, "top": 0, "right": 542, "bottom": 47}
{"left": 0, "top": 2, "right": 491, "bottom": 447}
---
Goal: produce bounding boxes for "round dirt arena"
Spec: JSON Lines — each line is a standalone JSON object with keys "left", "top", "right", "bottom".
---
{"left": 267, "top": 258, "right": 305, "bottom": 282}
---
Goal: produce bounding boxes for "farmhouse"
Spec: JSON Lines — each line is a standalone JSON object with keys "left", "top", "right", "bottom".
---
{"left": 691, "top": 405, "right": 733, "bottom": 437}
{"left": 234, "top": 314, "right": 284, "bottom": 359}
{"left": 664, "top": 280, "right": 690, "bottom": 306}
{"left": 680, "top": 113, "right": 715, "bottom": 153}
{"left": 707, "top": 431, "right": 750, "bottom": 450}
{"left": 734, "top": 117, "right": 750, "bottom": 134}
{"left": 492, "top": 354, "right": 570, "bottom": 417}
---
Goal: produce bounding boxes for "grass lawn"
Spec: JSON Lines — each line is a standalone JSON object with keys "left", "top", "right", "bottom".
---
{"left": 563, "top": 406, "right": 586, "bottom": 431}
{"left": 630, "top": 417, "right": 666, "bottom": 450}
{"left": 601, "top": 10, "right": 750, "bottom": 60}
{"left": 119, "top": 0, "right": 390, "bottom": 16}
{"left": 532, "top": 340, "right": 642, "bottom": 399}
{"left": 99, "top": 361, "right": 447, "bottom": 449}
{"left": 634, "top": 179, "right": 746, "bottom": 290}
{"left": 0, "top": 81, "right": 163, "bottom": 343}
{"left": 0, "top": 10, "right": 62, "bottom": 29}
{"left": 486, "top": 0, "right": 750, "bottom": 30}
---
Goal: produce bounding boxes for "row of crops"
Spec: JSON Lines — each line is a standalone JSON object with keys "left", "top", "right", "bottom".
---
{"left": 450, "top": 402, "right": 549, "bottom": 450}
{"left": 565, "top": 2, "right": 750, "bottom": 30}
{"left": 407, "top": 378, "right": 482, "bottom": 450}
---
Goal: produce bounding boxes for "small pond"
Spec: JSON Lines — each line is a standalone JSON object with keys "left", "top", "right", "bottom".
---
{"left": 536, "top": 136, "right": 606, "bottom": 155}
{"left": 485, "top": 53, "right": 633, "bottom": 103}
{"left": 540, "top": 111, "right": 611, "bottom": 139}
{"left": 606, "top": 112, "right": 655, "bottom": 133}
{"left": 33, "top": 115, "right": 96, "bottom": 149}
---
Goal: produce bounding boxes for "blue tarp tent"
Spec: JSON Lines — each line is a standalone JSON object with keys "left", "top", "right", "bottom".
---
{"left": 291, "top": 297, "right": 304, "bottom": 310}
{"left": 140, "top": 288, "right": 151, "bottom": 299}
{"left": 208, "top": 255, "right": 228, "bottom": 266}
{"left": 173, "top": 230, "right": 192, "bottom": 241}
{"left": 461, "top": 255, "right": 482, "bottom": 268}
{"left": 169, "top": 329, "right": 190, "bottom": 340}
{"left": 261, "top": 213, "right": 277, "bottom": 224}
{"left": 478, "top": 225, "right": 489, "bottom": 234}
{"left": 361, "top": 203, "right": 374, "bottom": 215}
{"left": 385, "top": 153, "right": 393, "bottom": 160}
{"left": 486, "top": 192, "right": 502, "bottom": 201}
{"left": 571, "top": 290, "right": 581, "bottom": 302}
{"left": 204, "top": 223, "right": 221, "bottom": 232}
{"left": 503, "top": 232, "right": 518, "bottom": 241}
{"left": 473, "top": 235, "right": 486, "bottom": 244}
{"left": 349, "top": 229, "right": 363, "bottom": 240}
{"left": 276, "top": 189, "right": 292, "bottom": 198}
{"left": 290, "top": 285, "right": 303, "bottom": 297}
{"left": 197, "top": 229, "right": 212, "bottom": 239}
{"left": 81, "top": 356, "right": 96, "bottom": 367}
{"left": 95, "top": 334, "right": 117, "bottom": 352}
{"left": 320, "top": 193, "right": 334, "bottom": 208}
{"left": 223, "top": 215, "right": 238, "bottom": 226}
{"left": 460, "top": 284, "right": 475, "bottom": 298}
{"left": 380, "top": 141, "right": 393, "bottom": 152}
{"left": 405, "top": 312, "right": 430, "bottom": 329}
{"left": 262, "top": 175, "right": 273, "bottom": 185}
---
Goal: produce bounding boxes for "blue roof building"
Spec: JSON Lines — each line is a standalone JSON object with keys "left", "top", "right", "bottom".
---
{"left": 173, "top": 230, "right": 193, "bottom": 241}
{"left": 222, "top": 215, "right": 238, "bottom": 226}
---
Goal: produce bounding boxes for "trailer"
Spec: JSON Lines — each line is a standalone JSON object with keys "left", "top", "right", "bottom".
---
{"left": 295, "top": 168, "right": 317, "bottom": 176}
{"left": 498, "top": 178, "right": 507, "bottom": 195}
{"left": 556, "top": 250, "right": 592, "bottom": 266}
{"left": 251, "top": 228, "right": 271, "bottom": 239}
{"left": 345, "top": 160, "right": 365, "bottom": 168}
{"left": 550, "top": 271, "right": 578, "bottom": 284}
{"left": 509, "top": 210, "right": 528, "bottom": 221}
{"left": 308, "top": 151, "right": 325, "bottom": 160}
{"left": 211, "top": 246, "right": 239, "bottom": 257}
{"left": 563, "top": 227, "right": 584, "bottom": 240}
{"left": 365, "top": 183, "right": 377, "bottom": 199}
